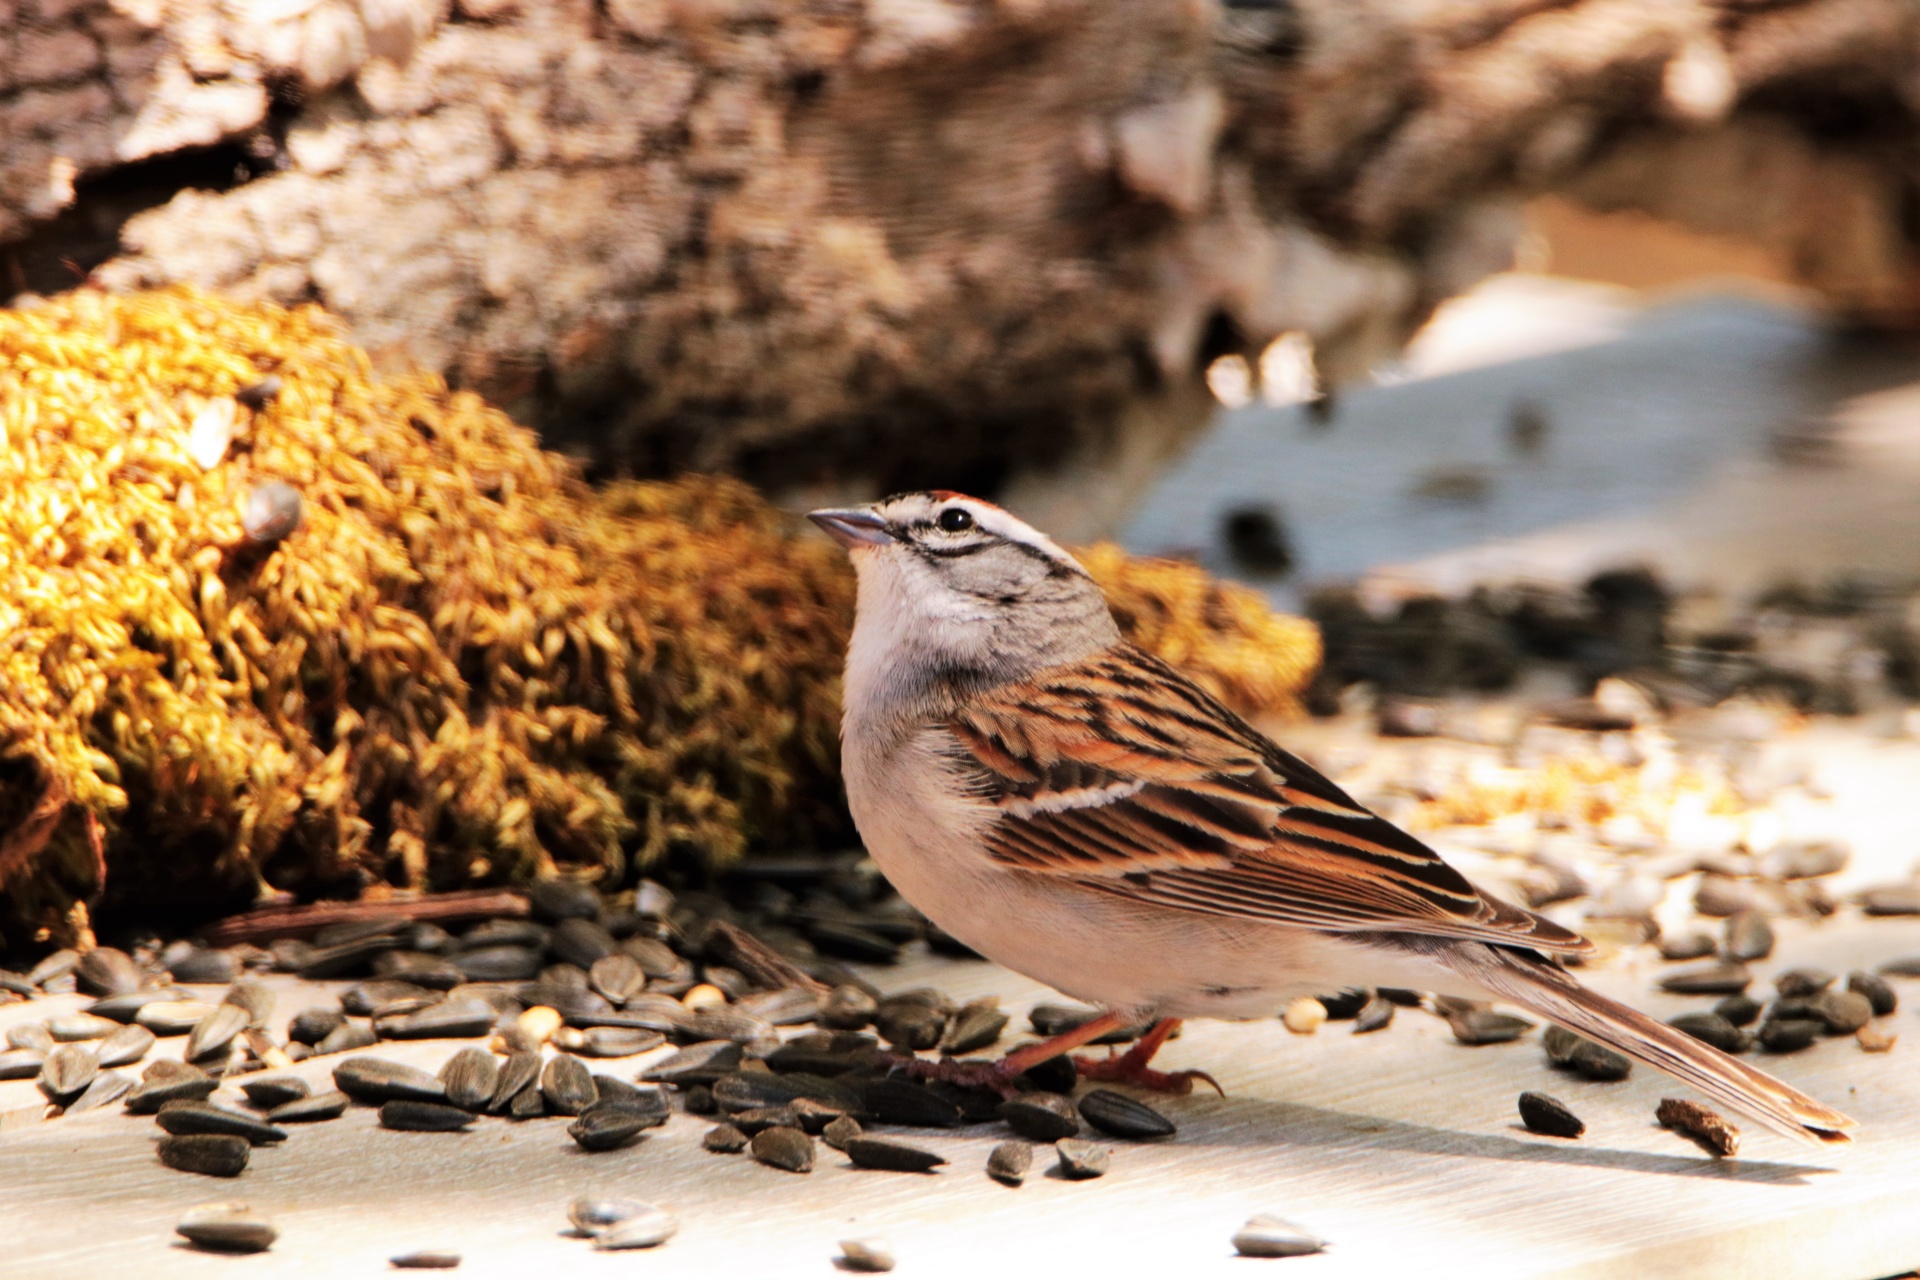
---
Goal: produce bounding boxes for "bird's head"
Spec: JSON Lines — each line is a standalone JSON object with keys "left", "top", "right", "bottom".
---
{"left": 810, "top": 491, "right": 1119, "bottom": 704}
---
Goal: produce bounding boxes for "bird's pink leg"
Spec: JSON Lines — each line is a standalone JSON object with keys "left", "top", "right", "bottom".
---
{"left": 1074, "top": 1017, "right": 1223, "bottom": 1096}
{"left": 889, "top": 1011, "right": 1139, "bottom": 1097}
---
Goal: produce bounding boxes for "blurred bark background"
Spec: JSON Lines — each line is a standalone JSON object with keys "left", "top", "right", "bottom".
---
{"left": 4, "top": 0, "right": 1918, "bottom": 535}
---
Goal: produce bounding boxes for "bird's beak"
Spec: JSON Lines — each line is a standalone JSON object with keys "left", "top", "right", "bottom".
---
{"left": 808, "top": 507, "right": 894, "bottom": 549}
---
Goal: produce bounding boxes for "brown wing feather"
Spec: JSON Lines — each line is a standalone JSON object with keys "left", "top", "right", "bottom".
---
{"left": 949, "top": 645, "right": 1590, "bottom": 956}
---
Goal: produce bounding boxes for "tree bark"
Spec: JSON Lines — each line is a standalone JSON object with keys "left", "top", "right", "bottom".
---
{"left": 3, "top": 0, "right": 1917, "bottom": 527}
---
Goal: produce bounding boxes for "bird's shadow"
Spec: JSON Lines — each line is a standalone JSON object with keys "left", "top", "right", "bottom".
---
{"left": 1164, "top": 1094, "right": 1836, "bottom": 1186}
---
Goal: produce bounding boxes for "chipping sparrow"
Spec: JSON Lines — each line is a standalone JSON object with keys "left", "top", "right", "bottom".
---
{"left": 811, "top": 491, "right": 1851, "bottom": 1146}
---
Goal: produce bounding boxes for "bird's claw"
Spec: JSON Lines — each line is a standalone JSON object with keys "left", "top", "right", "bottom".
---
{"left": 1072, "top": 1049, "right": 1225, "bottom": 1097}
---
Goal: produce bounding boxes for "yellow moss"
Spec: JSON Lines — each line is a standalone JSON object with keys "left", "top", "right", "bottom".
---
{"left": 0, "top": 288, "right": 1318, "bottom": 942}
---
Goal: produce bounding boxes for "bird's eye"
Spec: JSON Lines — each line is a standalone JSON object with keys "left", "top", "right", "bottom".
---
{"left": 937, "top": 507, "right": 974, "bottom": 533}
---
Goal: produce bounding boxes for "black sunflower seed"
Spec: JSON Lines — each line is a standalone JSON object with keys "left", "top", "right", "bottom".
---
{"left": 550, "top": 918, "right": 617, "bottom": 969}
{"left": 569, "top": 1105, "right": 653, "bottom": 1151}
{"left": 176, "top": 1204, "right": 277, "bottom": 1252}
{"left": 986, "top": 1139, "right": 1031, "bottom": 1185}
{"left": 1448, "top": 1010, "right": 1533, "bottom": 1045}
{"left": 1028, "top": 1004, "right": 1139, "bottom": 1042}
{"left": 1354, "top": 996, "right": 1395, "bottom": 1034}
{"left": 589, "top": 955, "right": 646, "bottom": 1005}
{"left": 1774, "top": 968, "right": 1834, "bottom": 997}
{"left": 737, "top": 988, "right": 822, "bottom": 1026}
{"left": 1848, "top": 970, "right": 1896, "bottom": 1016}
{"left": 373, "top": 953, "right": 467, "bottom": 990}
{"left": 1757, "top": 1019, "right": 1822, "bottom": 1053}
{"left": 845, "top": 1135, "right": 946, "bottom": 1172}
{"left": 1668, "top": 1013, "right": 1751, "bottom": 1054}
{"left": 97, "top": 1023, "right": 156, "bottom": 1068}
{"left": 269, "top": 1091, "right": 350, "bottom": 1123}
{"left": 1053, "top": 1138, "right": 1109, "bottom": 1179}
{"left": 1077, "top": 1089, "right": 1175, "bottom": 1139}
{"left": 750, "top": 1125, "right": 814, "bottom": 1173}
{"left": 704, "top": 1123, "right": 749, "bottom": 1153}
{"left": 540, "top": 1055, "right": 598, "bottom": 1115}
{"left": 1721, "top": 910, "right": 1774, "bottom": 962}
{"left": 238, "top": 1076, "right": 310, "bottom": 1111}
{"left": 1517, "top": 1091, "right": 1584, "bottom": 1138}
{"left": 39, "top": 1043, "right": 98, "bottom": 1102}
{"left": 487, "top": 1052, "right": 541, "bottom": 1113}
{"left": 507, "top": 1082, "right": 546, "bottom": 1120}
{"left": 819, "top": 985, "right": 878, "bottom": 1030}
{"left": 1658, "top": 932, "right": 1717, "bottom": 961}
{"left": 125, "top": 1074, "right": 220, "bottom": 1114}
{"left": 49, "top": 1013, "right": 120, "bottom": 1041}
{"left": 1232, "top": 1215, "right": 1325, "bottom": 1258}
{"left": 389, "top": 1250, "right": 460, "bottom": 1269}
{"left": 529, "top": 877, "right": 602, "bottom": 923}
{"left": 1316, "top": 989, "right": 1371, "bottom": 1019}
{"left": 1658, "top": 963, "right": 1752, "bottom": 995}
{"left": 859, "top": 1077, "right": 964, "bottom": 1128}
{"left": 157, "top": 1101, "right": 287, "bottom": 1145}
{"left": 166, "top": 948, "right": 235, "bottom": 985}
{"left": 1542, "top": 1027, "right": 1630, "bottom": 1080}
{"left": 300, "top": 937, "right": 400, "bottom": 980}
{"left": 939, "top": 1001, "right": 1010, "bottom": 1055}
{"left": 439, "top": 1048, "right": 500, "bottom": 1111}
{"left": 76, "top": 947, "right": 143, "bottom": 997}
{"left": 288, "top": 1007, "right": 346, "bottom": 1045}
{"left": 1861, "top": 884, "right": 1920, "bottom": 916}
{"left": 380, "top": 1100, "right": 475, "bottom": 1131}
{"left": 822, "top": 1114, "right": 863, "bottom": 1151}
{"left": 158, "top": 1134, "right": 250, "bottom": 1177}
{"left": 334, "top": 1057, "right": 447, "bottom": 1104}
{"left": 1807, "top": 990, "right": 1872, "bottom": 1034}
{"left": 576, "top": 1027, "right": 665, "bottom": 1058}
{"left": 377, "top": 1000, "right": 496, "bottom": 1041}
{"left": 453, "top": 946, "right": 543, "bottom": 983}
{"left": 1713, "top": 995, "right": 1762, "bottom": 1027}
{"left": 185, "top": 1005, "right": 249, "bottom": 1063}
{"left": 67, "top": 1069, "right": 136, "bottom": 1113}
{"left": 727, "top": 1105, "right": 802, "bottom": 1135}
{"left": 85, "top": 991, "right": 178, "bottom": 1023}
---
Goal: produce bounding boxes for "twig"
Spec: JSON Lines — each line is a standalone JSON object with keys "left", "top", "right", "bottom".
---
{"left": 199, "top": 888, "right": 530, "bottom": 947}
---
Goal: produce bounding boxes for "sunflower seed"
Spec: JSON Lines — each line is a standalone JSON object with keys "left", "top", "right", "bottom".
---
{"left": 1877, "top": 952, "right": 1920, "bottom": 977}
{"left": 287, "top": 1007, "right": 345, "bottom": 1045}
{"left": 126, "top": 1073, "right": 219, "bottom": 1113}
{"left": 438, "top": 1048, "right": 499, "bottom": 1110}
{"left": 1054, "top": 1138, "right": 1109, "bottom": 1179}
{"left": 548, "top": 918, "right": 617, "bottom": 969}
{"left": 300, "top": 937, "right": 401, "bottom": 980}
{"left": 1078, "top": 1089, "right": 1175, "bottom": 1139}
{"left": 539, "top": 1055, "right": 597, "bottom": 1114}
{"left": 1758, "top": 1018, "right": 1822, "bottom": 1053}
{"left": 996, "top": 1091, "right": 1079, "bottom": 1141}
{"left": 1448, "top": 1010, "right": 1533, "bottom": 1045}
{"left": 818, "top": 1114, "right": 863, "bottom": 1152}
{"left": 269, "top": 1091, "right": 350, "bottom": 1123}
{"left": 1808, "top": 989, "right": 1873, "bottom": 1034}
{"left": 1861, "top": 883, "right": 1920, "bottom": 916}
{"left": 158, "top": 1133, "right": 251, "bottom": 1177}
{"left": 1658, "top": 963, "right": 1751, "bottom": 995}
{"left": 236, "top": 1076, "right": 310, "bottom": 1111}
{"left": 1517, "top": 1090, "right": 1584, "bottom": 1138}
{"left": 1232, "top": 1215, "right": 1325, "bottom": 1258}
{"left": 315, "top": 1022, "right": 380, "bottom": 1056}
{"left": 1353, "top": 995, "right": 1395, "bottom": 1034}
{"left": 727, "top": 1104, "right": 800, "bottom": 1135}
{"left": 40, "top": 1043, "right": 98, "bottom": 1102}
{"left": 381, "top": 1100, "right": 475, "bottom": 1131}
{"left": 1657, "top": 1097, "right": 1739, "bottom": 1157}
{"left": 48, "top": 1013, "right": 120, "bottom": 1041}
{"left": 97, "top": 1023, "right": 156, "bottom": 1067}
{"left": 1670, "top": 1012, "right": 1751, "bottom": 1053}
{"left": 157, "top": 1101, "right": 287, "bottom": 1145}
{"left": 1720, "top": 910, "right": 1775, "bottom": 962}
{"left": 507, "top": 1082, "right": 546, "bottom": 1119}
{"left": 1847, "top": 970, "right": 1895, "bottom": 1015}
{"left": 845, "top": 1135, "right": 946, "bottom": 1172}
{"left": 453, "top": 946, "right": 543, "bottom": 982}
{"left": 818, "top": 985, "right": 878, "bottom": 1030}
{"left": 1028, "top": 1004, "right": 1139, "bottom": 1042}
{"left": 342, "top": 981, "right": 432, "bottom": 1017}
{"left": 703, "top": 1122, "right": 749, "bottom": 1153}
{"left": 487, "top": 1051, "right": 541, "bottom": 1112}
{"left": 186, "top": 1004, "right": 249, "bottom": 1063}
{"left": 76, "top": 948, "right": 143, "bottom": 997}
{"left": 376, "top": 999, "right": 496, "bottom": 1041}
{"left": 0, "top": 1047, "right": 45, "bottom": 1080}
{"left": 592, "top": 1205, "right": 679, "bottom": 1251}
{"left": 1542, "top": 1027, "right": 1630, "bottom": 1080}
{"left": 588, "top": 955, "right": 645, "bottom": 1005}
{"left": 684, "top": 1007, "right": 773, "bottom": 1044}
{"left": 1772, "top": 968, "right": 1833, "bottom": 998}
{"left": 875, "top": 1008, "right": 945, "bottom": 1051}
{"left": 167, "top": 949, "right": 237, "bottom": 985}
{"left": 67, "top": 1069, "right": 136, "bottom": 1113}
{"left": 1658, "top": 932, "right": 1718, "bottom": 961}
{"left": 373, "top": 953, "right": 467, "bottom": 990}
{"left": 569, "top": 1104, "right": 653, "bottom": 1151}
{"left": 137, "top": 1001, "right": 217, "bottom": 1036}
{"left": 737, "top": 987, "right": 821, "bottom": 1026}
{"left": 715, "top": 1070, "right": 861, "bottom": 1115}
{"left": 986, "top": 1139, "right": 1032, "bottom": 1185}
{"left": 177, "top": 1202, "right": 276, "bottom": 1252}
{"left": 8, "top": 1023, "right": 54, "bottom": 1052}
{"left": 334, "top": 1057, "right": 446, "bottom": 1104}
{"left": 838, "top": 1238, "right": 896, "bottom": 1273}
{"left": 27, "top": 949, "right": 80, "bottom": 987}
{"left": 1713, "top": 995, "right": 1763, "bottom": 1027}
{"left": 858, "top": 1077, "right": 963, "bottom": 1128}
{"left": 578, "top": 1027, "right": 665, "bottom": 1058}
{"left": 750, "top": 1125, "right": 814, "bottom": 1172}
{"left": 390, "top": 1250, "right": 461, "bottom": 1269}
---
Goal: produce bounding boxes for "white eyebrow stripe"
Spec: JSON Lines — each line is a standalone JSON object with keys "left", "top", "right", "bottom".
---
{"left": 1000, "top": 780, "right": 1147, "bottom": 819}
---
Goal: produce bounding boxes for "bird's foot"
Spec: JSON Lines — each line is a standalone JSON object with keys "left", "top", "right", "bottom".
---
{"left": 1071, "top": 1017, "right": 1224, "bottom": 1096}
{"left": 881, "top": 1051, "right": 1023, "bottom": 1098}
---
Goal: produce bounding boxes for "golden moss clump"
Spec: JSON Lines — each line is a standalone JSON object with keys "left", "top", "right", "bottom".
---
{"left": 0, "top": 288, "right": 1318, "bottom": 946}
{"left": 1078, "top": 542, "right": 1320, "bottom": 720}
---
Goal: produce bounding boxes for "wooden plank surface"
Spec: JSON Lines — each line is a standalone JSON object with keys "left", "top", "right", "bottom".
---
{"left": 5, "top": 912, "right": 1920, "bottom": 1280}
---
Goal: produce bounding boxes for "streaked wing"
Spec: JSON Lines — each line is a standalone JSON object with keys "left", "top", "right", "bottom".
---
{"left": 947, "top": 645, "right": 1589, "bottom": 956}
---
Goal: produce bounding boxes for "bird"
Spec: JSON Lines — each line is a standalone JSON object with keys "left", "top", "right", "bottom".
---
{"left": 809, "top": 490, "right": 1853, "bottom": 1147}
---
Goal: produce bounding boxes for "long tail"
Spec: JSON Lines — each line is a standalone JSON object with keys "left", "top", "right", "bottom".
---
{"left": 1437, "top": 940, "right": 1854, "bottom": 1147}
